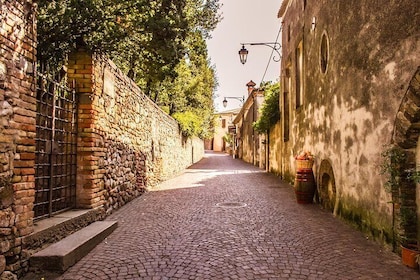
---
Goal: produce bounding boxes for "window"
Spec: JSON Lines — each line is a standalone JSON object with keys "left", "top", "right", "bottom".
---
{"left": 221, "top": 118, "right": 226, "bottom": 128}
{"left": 295, "top": 41, "right": 303, "bottom": 108}
{"left": 320, "top": 33, "right": 329, "bottom": 74}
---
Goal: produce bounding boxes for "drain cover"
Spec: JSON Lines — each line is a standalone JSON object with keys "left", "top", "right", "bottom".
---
{"left": 215, "top": 202, "right": 247, "bottom": 208}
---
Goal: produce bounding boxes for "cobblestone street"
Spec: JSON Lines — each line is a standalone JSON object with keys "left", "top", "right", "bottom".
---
{"left": 55, "top": 152, "right": 419, "bottom": 279}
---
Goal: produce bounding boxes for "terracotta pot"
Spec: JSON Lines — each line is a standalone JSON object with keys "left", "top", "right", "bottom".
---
{"left": 401, "top": 244, "right": 419, "bottom": 269}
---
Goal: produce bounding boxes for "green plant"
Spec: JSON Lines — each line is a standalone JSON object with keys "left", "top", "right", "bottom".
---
{"left": 406, "top": 167, "right": 420, "bottom": 183}
{"left": 253, "top": 82, "right": 280, "bottom": 134}
{"left": 380, "top": 145, "right": 419, "bottom": 248}
{"left": 173, "top": 111, "right": 202, "bottom": 138}
{"left": 380, "top": 144, "right": 407, "bottom": 194}
{"left": 222, "top": 133, "right": 232, "bottom": 146}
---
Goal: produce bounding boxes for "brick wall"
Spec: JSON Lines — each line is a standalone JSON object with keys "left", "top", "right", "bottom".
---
{"left": 0, "top": 0, "right": 37, "bottom": 278}
{"left": 0, "top": 1, "right": 204, "bottom": 277}
{"left": 67, "top": 49, "right": 204, "bottom": 214}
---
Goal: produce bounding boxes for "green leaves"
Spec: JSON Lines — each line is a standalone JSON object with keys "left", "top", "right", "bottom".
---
{"left": 380, "top": 145, "right": 407, "bottom": 193}
{"left": 172, "top": 111, "right": 203, "bottom": 138}
{"left": 155, "top": 31, "right": 217, "bottom": 139}
{"left": 37, "top": 0, "right": 221, "bottom": 139}
{"left": 253, "top": 82, "right": 280, "bottom": 134}
{"left": 37, "top": 0, "right": 220, "bottom": 83}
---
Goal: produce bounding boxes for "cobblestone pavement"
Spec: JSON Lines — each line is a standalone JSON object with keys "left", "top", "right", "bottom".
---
{"left": 55, "top": 152, "right": 419, "bottom": 280}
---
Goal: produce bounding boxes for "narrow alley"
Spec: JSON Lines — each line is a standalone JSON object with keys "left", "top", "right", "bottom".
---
{"left": 53, "top": 152, "right": 418, "bottom": 280}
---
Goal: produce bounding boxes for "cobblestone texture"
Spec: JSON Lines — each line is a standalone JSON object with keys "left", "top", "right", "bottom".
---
{"left": 55, "top": 152, "right": 419, "bottom": 279}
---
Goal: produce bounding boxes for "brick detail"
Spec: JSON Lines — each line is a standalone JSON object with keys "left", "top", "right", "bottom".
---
{"left": 392, "top": 67, "right": 420, "bottom": 246}
{"left": 67, "top": 49, "right": 204, "bottom": 213}
{"left": 0, "top": 0, "right": 37, "bottom": 277}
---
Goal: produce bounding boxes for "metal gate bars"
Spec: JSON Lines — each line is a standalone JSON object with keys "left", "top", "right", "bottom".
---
{"left": 34, "top": 70, "right": 78, "bottom": 220}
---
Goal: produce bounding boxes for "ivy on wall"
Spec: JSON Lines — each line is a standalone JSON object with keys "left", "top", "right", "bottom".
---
{"left": 253, "top": 82, "right": 280, "bottom": 134}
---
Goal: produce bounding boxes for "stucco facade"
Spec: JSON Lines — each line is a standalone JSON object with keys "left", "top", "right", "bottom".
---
{"left": 234, "top": 81, "right": 265, "bottom": 167}
{"left": 213, "top": 108, "right": 239, "bottom": 153}
{"left": 277, "top": 0, "right": 420, "bottom": 246}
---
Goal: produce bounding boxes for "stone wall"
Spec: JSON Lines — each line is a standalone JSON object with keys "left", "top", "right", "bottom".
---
{"left": 68, "top": 49, "right": 204, "bottom": 214}
{"left": 278, "top": 0, "right": 420, "bottom": 245}
{"left": 0, "top": 1, "right": 204, "bottom": 277}
{"left": 0, "top": 0, "right": 37, "bottom": 278}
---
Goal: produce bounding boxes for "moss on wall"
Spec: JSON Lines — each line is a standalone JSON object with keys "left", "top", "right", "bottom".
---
{"left": 279, "top": 0, "right": 419, "bottom": 246}
{"left": 337, "top": 196, "right": 394, "bottom": 245}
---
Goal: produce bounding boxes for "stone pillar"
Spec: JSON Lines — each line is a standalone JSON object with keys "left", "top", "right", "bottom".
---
{"left": 67, "top": 49, "right": 106, "bottom": 209}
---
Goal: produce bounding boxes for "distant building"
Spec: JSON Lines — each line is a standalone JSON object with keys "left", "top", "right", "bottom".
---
{"left": 233, "top": 81, "right": 265, "bottom": 166}
{"left": 212, "top": 108, "right": 240, "bottom": 153}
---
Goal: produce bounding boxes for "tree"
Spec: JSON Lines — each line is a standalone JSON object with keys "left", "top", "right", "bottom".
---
{"left": 37, "top": 0, "right": 221, "bottom": 139}
{"left": 253, "top": 82, "right": 280, "bottom": 134}
{"left": 37, "top": 0, "right": 221, "bottom": 96}
{"left": 155, "top": 30, "right": 217, "bottom": 138}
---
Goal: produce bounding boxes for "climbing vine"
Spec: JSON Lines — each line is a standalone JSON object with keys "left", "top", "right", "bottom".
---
{"left": 253, "top": 82, "right": 280, "bottom": 134}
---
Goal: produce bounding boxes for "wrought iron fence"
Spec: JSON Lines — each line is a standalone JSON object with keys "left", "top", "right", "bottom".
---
{"left": 34, "top": 66, "right": 78, "bottom": 220}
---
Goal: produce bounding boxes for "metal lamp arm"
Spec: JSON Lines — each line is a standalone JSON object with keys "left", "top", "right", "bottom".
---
{"left": 240, "top": 42, "right": 282, "bottom": 62}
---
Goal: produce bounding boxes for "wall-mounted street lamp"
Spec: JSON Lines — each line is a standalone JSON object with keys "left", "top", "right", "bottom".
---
{"left": 238, "top": 42, "right": 282, "bottom": 65}
{"left": 223, "top": 96, "right": 245, "bottom": 108}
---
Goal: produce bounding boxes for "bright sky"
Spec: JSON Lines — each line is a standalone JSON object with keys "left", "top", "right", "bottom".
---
{"left": 207, "top": 0, "right": 282, "bottom": 112}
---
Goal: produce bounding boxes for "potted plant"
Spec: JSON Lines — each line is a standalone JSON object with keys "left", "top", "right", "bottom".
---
{"left": 401, "top": 243, "right": 420, "bottom": 269}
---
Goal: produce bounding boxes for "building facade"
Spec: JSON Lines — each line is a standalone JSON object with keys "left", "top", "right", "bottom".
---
{"left": 276, "top": 0, "right": 420, "bottom": 247}
{"left": 234, "top": 81, "right": 265, "bottom": 167}
{"left": 212, "top": 108, "right": 240, "bottom": 153}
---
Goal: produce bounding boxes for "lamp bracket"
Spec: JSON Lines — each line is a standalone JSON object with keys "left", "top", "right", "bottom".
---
{"left": 222, "top": 96, "right": 245, "bottom": 108}
{"left": 240, "top": 42, "right": 282, "bottom": 62}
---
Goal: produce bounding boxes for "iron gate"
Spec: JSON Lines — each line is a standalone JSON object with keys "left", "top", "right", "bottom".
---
{"left": 34, "top": 70, "right": 78, "bottom": 220}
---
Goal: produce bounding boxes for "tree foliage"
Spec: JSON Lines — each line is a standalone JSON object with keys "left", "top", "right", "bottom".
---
{"left": 37, "top": 0, "right": 221, "bottom": 139}
{"left": 157, "top": 31, "right": 217, "bottom": 138}
{"left": 253, "top": 82, "right": 280, "bottom": 134}
{"left": 37, "top": 0, "right": 220, "bottom": 92}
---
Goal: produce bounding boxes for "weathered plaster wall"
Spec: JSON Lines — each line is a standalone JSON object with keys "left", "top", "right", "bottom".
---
{"left": 241, "top": 105, "right": 255, "bottom": 164}
{"left": 214, "top": 110, "right": 238, "bottom": 153}
{"left": 235, "top": 90, "right": 264, "bottom": 166}
{"left": 0, "top": 0, "right": 36, "bottom": 277}
{"left": 279, "top": 0, "right": 420, "bottom": 244}
{"left": 268, "top": 121, "right": 282, "bottom": 175}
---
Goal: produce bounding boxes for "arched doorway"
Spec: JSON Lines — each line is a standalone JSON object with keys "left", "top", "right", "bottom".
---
{"left": 317, "top": 159, "right": 337, "bottom": 214}
{"left": 392, "top": 66, "right": 420, "bottom": 245}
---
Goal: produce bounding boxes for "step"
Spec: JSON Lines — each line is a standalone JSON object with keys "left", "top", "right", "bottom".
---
{"left": 30, "top": 220, "right": 118, "bottom": 272}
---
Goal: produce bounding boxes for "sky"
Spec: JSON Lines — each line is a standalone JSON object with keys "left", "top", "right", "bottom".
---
{"left": 207, "top": 0, "right": 283, "bottom": 112}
